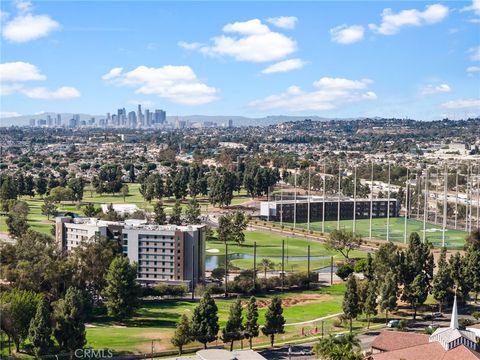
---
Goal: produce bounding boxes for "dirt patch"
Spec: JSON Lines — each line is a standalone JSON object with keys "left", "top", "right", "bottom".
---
{"left": 254, "top": 294, "right": 333, "bottom": 309}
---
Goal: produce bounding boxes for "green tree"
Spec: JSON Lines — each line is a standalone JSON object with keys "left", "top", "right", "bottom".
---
{"left": 153, "top": 201, "right": 167, "bottom": 225}
{"left": 191, "top": 292, "right": 219, "bottom": 349}
{"left": 35, "top": 176, "right": 48, "bottom": 197}
{"left": 185, "top": 197, "right": 201, "bottom": 224}
{"left": 409, "top": 273, "right": 428, "bottom": 319}
{"left": 217, "top": 213, "right": 233, "bottom": 243}
{"left": 0, "top": 289, "right": 42, "bottom": 351}
{"left": 121, "top": 183, "right": 129, "bottom": 202}
{"left": 364, "top": 279, "right": 378, "bottom": 329}
{"left": 449, "top": 252, "right": 470, "bottom": 304}
{"left": 6, "top": 212, "right": 29, "bottom": 238}
{"left": 262, "top": 296, "right": 285, "bottom": 347}
{"left": 171, "top": 314, "right": 193, "bottom": 355}
{"left": 222, "top": 298, "right": 244, "bottom": 351}
{"left": 313, "top": 334, "right": 362, "bottom": 360}
{"left": 432, "top": 247, "right": 453, "bottom": 312}
{"left": 29, "top": 297, "right": 53, "bottom": 356}
{"left": 343, "top": 274, "right": 360, "bottom": 333}
{"left": 83, "top": 202, "right": 99, "bottom": 217}
{"left": 232, "top": 211, "right": 248, "bottom": 246}
{"left": 169, "top": 201, "right": 183, "bottom": 225}
{"left": 379, "top": 271, "right": 398, "bottom": 324}
{"left": 259, "top": 258, "right": 276, "bottom": 278}
{"left": 244, "top": 296, "right": 259, "bottom": 349}
{"left": 325, "top": 229, "right": 362, "bottom": 260}
{"left": 53, "top": 287, "right": 86, "bottom": 355}
{"left": 103, "top": 256, "right": 140, "bottom": 320}
{"left": 67, "top": 177, "right": 85, "bottom": 202}
{"left": 41, "top": 198, "right": 58, "bottom": 220}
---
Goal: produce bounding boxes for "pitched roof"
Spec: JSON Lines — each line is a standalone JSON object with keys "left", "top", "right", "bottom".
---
{"left": 371, "top": 342, "right": 446, "bottom": 360}
{"left": 371, "top": 330, "right": 429, "bottom": 352}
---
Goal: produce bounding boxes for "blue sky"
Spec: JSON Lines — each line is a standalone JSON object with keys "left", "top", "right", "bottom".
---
{"left": 1, "top": 0, "right": 479, "bottom": 120}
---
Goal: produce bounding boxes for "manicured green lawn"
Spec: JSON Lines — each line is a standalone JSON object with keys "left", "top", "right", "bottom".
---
{"left": 86, "top": 284, "right": 346, "bottom": 353}
{"left": 277, "top": 217, "right": 467, "bottom": 249}
{"left": 206, "top": 230, "right": 366, "bottom": 271}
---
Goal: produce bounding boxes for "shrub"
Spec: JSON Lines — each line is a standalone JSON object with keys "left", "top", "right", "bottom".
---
{"left": 353, "top": 258, "right": 367, "bottom": 273}
{"left": 472, "top": 311, "right": 480, "bottom": 321}
{"left": 336, "top": 264, "right": 354, "bottom": 280}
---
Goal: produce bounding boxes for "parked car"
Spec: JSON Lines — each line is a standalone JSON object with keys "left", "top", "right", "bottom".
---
{"left": 433, "top": 312, "right": 443, "bottom": 318}
{"left": 387, "top": 320, "right": 400, "bottom": 328}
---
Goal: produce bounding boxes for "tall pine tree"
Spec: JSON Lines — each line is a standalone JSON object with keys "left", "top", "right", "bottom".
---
{"left": 221, "top": 298, "right": 244, "bottom": 351}
{"left": 29, "top": 297, "right": 53, "bottom": 356}
{"left": 364, "top": 279, "right": 378, "bottom": 329}
{"left": 432, "top": 247, "right": 453, "bottom": 312}
{"left": 171, "top": 314, "right": 193, "bottom": 355}
{"left": 379, "top": 271, "right": 398, "bottom": 324}
{"left": 103, "top": 256, "right": 140, "bottom": 320}
{"left": 262, "top": 296, "right": 285, "bottom": 347}
{"left": 244, "top": 296, "right": 259, "bottom": 349}
{"left": 191, "top": 292, "right": 219, "bottom": 349}
{"left": 342, "top": 274, "right": 360, "bottom": 333}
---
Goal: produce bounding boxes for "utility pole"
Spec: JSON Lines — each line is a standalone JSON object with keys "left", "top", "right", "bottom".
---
{"left": 353, "top": 163, "right": 357, "bottom": 234}
{"left": 307, "top": 167, "right": 311, "bottom": 231}
{"left": 423, "top": 167, "right": 429, "bottom": 243}
{"left": 337, "top": 162, "right": 341, "bottom": 230}
{"left": 281, "top": 239, "right": 285, "bottom": 292}
{"left": 280, "top": 179, "right": 283, "bottom": 228}
{"left": 386, "top": 162, "right": 391, "bottom": 242}
{"left": 322, "top": 161, "right": 326, "bottom": 234}
{"left": 435, "top": 168, "right": 439, "bottom": 225}
{"left": 455, "top": 169, "right": 458, "bottom": 230}
{"left": 192, "top": 244, "right": 195, "bottom": 300}
{"left": 369, "top": 160, "right": 374, "bottom": 241}
{"left": 253, "top": 242, "right": 256, "bottom": 290}
{"left": 404, "top": 167, "right": 409, "bottom": 244}
{"left": 307, "top": 245, "right": 311, "bottom": 290}
{"left": 294, "top": 171, "right": 297, "bottom": 229}
{"left": 442, "top": 164, "right": 448, "bottom": 247}
{"left": 225, "top": 242, "right": 228, "bottom": 298}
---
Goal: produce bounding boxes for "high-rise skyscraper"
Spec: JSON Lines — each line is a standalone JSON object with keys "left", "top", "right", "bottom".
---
{"left": 137, "top": 104, "right": 143, "bottom": 127}
{"left": 56, "top": 114, "right": 62, "bottom": 126}
{"left": 128, "top": 111, "right": 137, "bottom": 128}
{"left": 145, "top": 109, "right": 151, "bottom": 127}
{"left": 154, "top": 109, "right": 166, "bottom": 124}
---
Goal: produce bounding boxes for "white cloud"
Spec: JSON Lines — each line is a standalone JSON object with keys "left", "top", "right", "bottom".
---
{"left": 0, "top": 61, "right": 46, "bottom": 81}
{"left": 128, "top": 99, "right": 155, "bottom": 108}
{"left": 466, "top": 66, "right": 480, "bottom": 75}
{"left": 1, "top": 61, "right": 80, "bottom": 100}
{"left": 101, "top": 67, "right": 123, "bottom": 80}
{"left": 183, "top": 19, "right": 297, "bottom": 63}
{"left": 261, "top": 58, "right": 306, "bottom": 74}
{"left": 2, "top": 1, "right": 59, "bottom": 43}
{"left": 20, "top": 86, "right": 80, "bottom": 99}
{"left": 330, "top": 25, "right": 364, "bottom": 44}
{"left": 420, "top": 83, "right": 451, "bottom": 95}
{"left": 102, "top": 65, "right": 218, "bottom": 105}
{"left": 0, "top": 111, "right": 21, "bottom": 118}
{"left": 250, "top": 77, "right": 376, "bottom": 112}
{"left": 441, "top": 98, "right": 480, "bottom": 109}
{"left": 369, "top": 4, "right": 449, "bottom": 35}
{"left": 178, "top": 41, "right": 203, "bottom": 50}
{"left": 266, "top": 16, "right": 298, "bottom": 29}
{"left": 468, "top": 46, "right": 480, "bottom": 61}
{"left": 461, "top": 0, "right": 480, "bottom": 16}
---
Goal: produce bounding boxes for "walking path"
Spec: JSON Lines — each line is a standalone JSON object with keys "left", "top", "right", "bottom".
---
{"left": 286, "top": 312, "right": 343, "bottom": 326}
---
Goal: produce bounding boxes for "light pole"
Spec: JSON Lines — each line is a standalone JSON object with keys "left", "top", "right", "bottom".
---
{"left": 404, "top": 167, "right": 409, "bottom": 244}
{"left": 353, "top": 163, "right": 357, "bottom": 234}
{"left": 386, "top": 162, "right": 391, "bottom": 242}
{"left": 369, "top": 160, "right": 374, "bottom": 241}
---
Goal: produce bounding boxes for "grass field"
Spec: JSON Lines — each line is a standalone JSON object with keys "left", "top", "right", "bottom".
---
{"left": 0, "top": 184, "right": 251, "bottom": 236}
{"left": 86, "top": 284, "right": 347, "bottom": 353}
{"left": 276, "top": 217, "right": 468, "bottom": 249}
{"left": 206, "top": 230, "right": 367, "bottom": 271}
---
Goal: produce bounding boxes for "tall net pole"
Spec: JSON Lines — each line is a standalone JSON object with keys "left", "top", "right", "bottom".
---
{"left": 466, "top": 165, "right": 470, "bottom": 232}
{"left": 280, "top": 179, "right": 283, "bottom": 228}
{"left": 442, "top": 164, "right": 448, "bottom": 247}
{"left": 337, "top": 162, "right": 341, "bottom": 230}
{"left": 435, "top": 168, "right": 439, "bottom": 225}
{"left": 369, "top": 160, "right": 374, "bottom": 241}
{"left": 307, "top": 167, "right": 311, "bottom": 231}
{"left": 353, "top": 163, "right": 357, "bottom": 234}
{"left": 404, "top": 167, "right": 409, "bottom": 244}
{"left": 386, "top": 162, "right": 391, "bottom": 242}
{"left": 294, "top": 171, "right": 297, "bottom": 229}
{"left": 454, "top": 169, "right": 458, "bottom": 230}
{"left": 477, "top": 166, "right": 479, "bottom": 230}
{"left": 416, "top": 173, "right": 420, "bottom": 219}
{"left": 322, "top": 161, "right": 326, "bottom": 234}
{"left": 423, "top": 167, "right": 429, "bottom": 243}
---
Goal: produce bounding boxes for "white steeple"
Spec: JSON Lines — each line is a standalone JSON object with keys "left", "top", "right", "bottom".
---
{"left": 450, "top": 294, "right": 458, "bottom": 329}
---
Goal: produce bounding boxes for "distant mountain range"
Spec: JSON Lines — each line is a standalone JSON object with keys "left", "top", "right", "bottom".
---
{"left": 0, "top": 112, "right": 368, "bottom": 127}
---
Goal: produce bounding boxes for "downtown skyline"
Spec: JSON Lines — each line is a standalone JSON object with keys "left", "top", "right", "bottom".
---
{"left": 1, "top": 0, "right": 480, "bottom": 121}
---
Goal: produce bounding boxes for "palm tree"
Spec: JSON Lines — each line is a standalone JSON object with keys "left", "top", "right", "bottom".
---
{"left": 259, "top": 258, "right": 275, "bottom": 278}
{"left": 313, "top": 334, "right": 362, "bottom": 360}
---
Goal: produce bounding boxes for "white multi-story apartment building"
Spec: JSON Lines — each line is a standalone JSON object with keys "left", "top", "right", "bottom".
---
{"left": 55, "top": 217, "right": 205, "bottom": 288}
